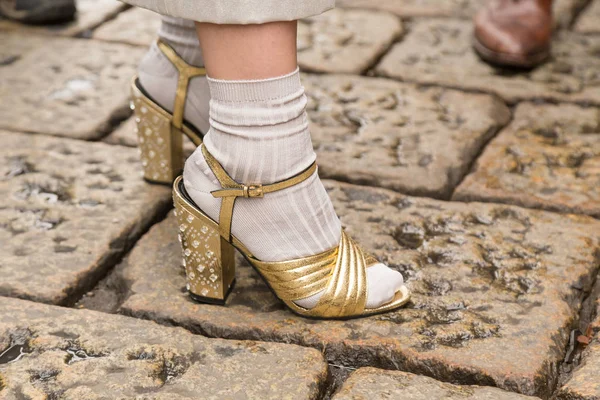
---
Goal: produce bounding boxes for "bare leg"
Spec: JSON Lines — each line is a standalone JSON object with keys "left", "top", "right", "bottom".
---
{"left": 196, "top": 21, "right": 297, "bottom": 80}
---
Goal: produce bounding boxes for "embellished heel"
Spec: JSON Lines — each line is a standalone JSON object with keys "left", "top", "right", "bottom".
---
{"left": 132, "top": 80, "right": 184, "bottom": 184}
{"left": 173, "top": 176, "right": 236, "bottom": 304}
{"left": 130, "top": 39, "right": 207, "bottom": 185}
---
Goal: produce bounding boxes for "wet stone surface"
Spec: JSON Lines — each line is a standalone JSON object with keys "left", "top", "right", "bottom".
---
{"left": 0, "top": 131, "right": 170, "bottom": 305}
{"left": 376, "top": 20, "right": 600, "bottom": 105}
{"left": 332, "top": 367, "right": 540, "bottom": 399}
{"left": 0, "top": 0, "right": 126, "bottom": 37}
{"left": 454, "top": 103, "right": 600, "bottom": 218}
{"left": 117, "top": 180, "right": 600, "bottom": 398}
{"left": 302, "top": 74, "right": 510, "bottom": 198}
{"left": 0, "top": 33, "right": 142, "bottom": 140}
{"left": 0, "top": 297, "right": 327, "bottom": 400}
{"left": 337, "top": 0, "right": 584, "bottom": 27}
{"left": 93, "top": 7, "right": 161, "bottom": 46}
{"left": 575, "top": 0, "right": 600, "bottom": 34}
{"left": 298, "top": 9, "right": 401, "bottom": 74}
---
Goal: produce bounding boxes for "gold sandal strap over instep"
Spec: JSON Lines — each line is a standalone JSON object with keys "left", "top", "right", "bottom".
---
{"left": 201, "top": 145, "right": 317, "bottom": 241}
{"left": 251, "top": 230, "right": 374, "bottom": 317}
{"left": 308, "top": 231, "right": 368, "bottom": 317}
{"left": 156, "top": 39, "right": 207, "bottom": 130}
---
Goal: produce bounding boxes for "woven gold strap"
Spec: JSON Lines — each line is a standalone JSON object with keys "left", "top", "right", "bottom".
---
{"left": 252, "top": 231, "right": 371, "bottom": 317}
{"left": 251, "top": 247, "right": 339, "bottom": 301}
{"left": 201, "top": 145, "right": 318, "bottom": 242}
{"left": 309, "top": 231, "right": 368, "bottom": 316}
{"left": 156, "top": 40, "right": 206, "bottom": 130}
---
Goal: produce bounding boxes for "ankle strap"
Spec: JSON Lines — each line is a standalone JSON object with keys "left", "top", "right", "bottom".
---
{"left": 156, "top": 39, "right": 206, "bottom": 130}
{"left": 201, "top": 145, "right": 318, "bottom": 241}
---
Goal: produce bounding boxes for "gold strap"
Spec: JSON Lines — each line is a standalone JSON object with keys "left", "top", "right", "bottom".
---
{"left": 201, "top": 146, "right": 318, "bottom": 242}
{"left": 251, "top": 247, "right": 338, "bottom": 301}
{"left": 252, "top": 230, "right": 370, "bottom": 317}
{"left": 309, "top": 231, "right": 368, "bottom": 317}
{"left": 156, "top": 40, "right": 207, "bottom": 130}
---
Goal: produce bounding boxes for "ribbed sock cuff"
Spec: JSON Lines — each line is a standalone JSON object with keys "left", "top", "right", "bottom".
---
{"left": 207, "top": 68, "right": 301, "bottom": 103}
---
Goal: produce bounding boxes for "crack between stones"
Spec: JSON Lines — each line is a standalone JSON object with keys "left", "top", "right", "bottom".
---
{"left": 115, "top": 310, "right": 525, "bottom": 397}
{"left": 374, "top": 75, "right": 600, "bottom": 108}
{"left": 0, "top": 105, "right": 132, "bottom": 144}
{"left": 567, "top": 0, "right": 594, "bottom": 30}
{"left": 361, "top": 16, "right": 406, "bottom": 77}
{"left": 451, "top": 190, "right": 600, "bottom": 220}
{"left": 92, "top": 103, "right": 134, "bottom": 142}
{"left": 449, "top": 102, "right": 515, "bottom": 200}
{"left": 366, "top": 17, "right": 418, "bottom": 80}
{"left": 65, "top": 203, "right": 172, "bottom": 309}
{"left": 319, "top": 173, "right": 448, "bottom": 200}
{"left": 74, "top": 4, "right": 132, "bottom": 39}
{"left": 319, "top": 363, "right": 355, "bottom": 400}
{"left": 550, "top": 248, "right": 600, "bottom": 398}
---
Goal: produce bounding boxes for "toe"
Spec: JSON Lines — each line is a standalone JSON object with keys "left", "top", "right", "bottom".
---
{"left": 365, "top": 264, "right": 405, "bottom": 309}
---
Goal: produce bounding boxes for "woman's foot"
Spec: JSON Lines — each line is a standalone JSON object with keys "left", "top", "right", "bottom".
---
{"left": 183, "top": 68, "right": 406, "bottom": 310}
{"left": 137, "top": 16, "right": 210, "bottom": 133}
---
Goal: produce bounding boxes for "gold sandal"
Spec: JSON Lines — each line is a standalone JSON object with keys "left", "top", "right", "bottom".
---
{"left": 172, "top": 146, "right": 411, "bottom": 319}
{"left": 130, "top": 40, "right": 206, "bottom": 185}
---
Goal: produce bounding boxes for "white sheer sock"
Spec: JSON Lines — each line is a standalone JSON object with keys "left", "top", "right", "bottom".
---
{"left": 183, "top": 69, "right": 405, "bottom": 309}
{"left": 137, "top": 16, "right": 210, "bottom": 133}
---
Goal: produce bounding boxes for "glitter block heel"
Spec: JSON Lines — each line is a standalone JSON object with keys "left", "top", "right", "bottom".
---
{"left": 174, "top": 177, "right": 236, "bottom": 304}
{"left": 131, "top": 80, "right": 186, "bottom": 184}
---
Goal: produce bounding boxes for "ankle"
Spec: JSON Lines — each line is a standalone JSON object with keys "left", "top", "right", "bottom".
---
{"left": 203, "top": 68, "right": 316, "bottom": 185}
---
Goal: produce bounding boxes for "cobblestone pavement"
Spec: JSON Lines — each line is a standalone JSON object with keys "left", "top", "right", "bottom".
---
{"left": 1, "top": 1, "right": 599, "bottom": 399}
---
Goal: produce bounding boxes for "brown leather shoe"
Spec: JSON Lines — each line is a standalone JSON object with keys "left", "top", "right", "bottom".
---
{"left": 473, "top": 0, "right": 553, "bottom": 68}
